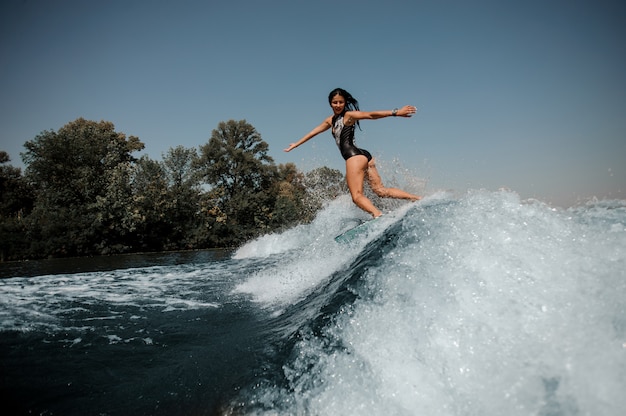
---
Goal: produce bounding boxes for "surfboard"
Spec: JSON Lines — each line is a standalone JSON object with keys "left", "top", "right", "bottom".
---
{"left": 334, "top": 216, "right": 382, "bottom": 243}
{"left": 334, "top": 200, "right": 423, "bottom": 244}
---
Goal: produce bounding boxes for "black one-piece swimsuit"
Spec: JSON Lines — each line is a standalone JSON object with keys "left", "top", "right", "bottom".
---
{"left": 331, "top": 114, "right": 372, "bottom": 161}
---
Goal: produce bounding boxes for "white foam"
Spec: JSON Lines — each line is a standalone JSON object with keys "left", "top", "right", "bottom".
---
{"left": 233, "top": 195, "right": 362, "bottom": 259}
{"left": 232, "top": 196, "right": 423, "bottom": 307}
{"left": 0, "top": 263, "right": 226, "bottom": 332}
{"left": 248, "top": 190, "right": 626, "bottom": 415}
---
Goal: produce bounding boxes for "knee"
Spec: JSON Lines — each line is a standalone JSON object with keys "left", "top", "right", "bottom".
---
{"left": 350, "top": 189, "right": 364, "bottom": 203}
{"left": 371, "top": 185, "right": 390, "bottom": 198}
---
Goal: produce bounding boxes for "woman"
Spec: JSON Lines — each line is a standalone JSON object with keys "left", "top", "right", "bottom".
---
{"left": 284, "top": 88, "right": 421, "bottom": 218}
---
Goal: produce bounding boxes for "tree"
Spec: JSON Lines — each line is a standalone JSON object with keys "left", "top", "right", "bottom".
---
{"left": 21, "top": 118, "right": 144, "bottom": 257}
{"left": 93, "top": 161, "right": 138, "bottom": 254}
{"left": 271, "top": 163, "right": 307, "bottom": 227}
{"left": 196, "top": 120, "right": 278, "bottom": 244}
{"left": 22, "top": 119, "right": 143, "bottom": 204}
{"left": 0, "top": 151, "right": 33, "bottom": 219}
{"left": 0, "top": 151, "right": 34, "bottom": 261}
{"left": 130, "top": 155, "right": 170, "bottom": 251}
{"left": 161, "top": 146, "right": 202, "bottom": 249}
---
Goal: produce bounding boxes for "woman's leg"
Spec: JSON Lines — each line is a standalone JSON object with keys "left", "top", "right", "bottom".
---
{"left": 346, "top": 155, "right": 383, "bottom": 218}
{"left": 366, "top": 158, "right": 421, "bottom": 200}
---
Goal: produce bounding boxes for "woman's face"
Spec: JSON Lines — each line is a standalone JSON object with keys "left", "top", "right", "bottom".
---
{"left": 330, "top": 94, "right": 346, "bottom": 115}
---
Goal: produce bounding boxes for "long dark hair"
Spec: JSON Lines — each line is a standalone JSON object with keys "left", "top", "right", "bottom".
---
{"left": 328, "top": 88, "right": 361, "bottom": 128}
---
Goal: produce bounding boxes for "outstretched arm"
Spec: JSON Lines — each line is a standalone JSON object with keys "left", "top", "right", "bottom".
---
{"left": 284, "top": 118, "right": 332, "bottom": 152}
{"left": 345, "top": 105, "right": 417, "bottom": 124}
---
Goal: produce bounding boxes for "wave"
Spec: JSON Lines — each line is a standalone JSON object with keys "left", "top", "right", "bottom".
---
{"left": 229, "top": 190, "right": 626, "bottom": 415}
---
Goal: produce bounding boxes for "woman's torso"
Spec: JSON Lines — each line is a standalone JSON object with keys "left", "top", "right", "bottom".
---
{"left": 331, "top": 114, "right": 371, "bottom": 161}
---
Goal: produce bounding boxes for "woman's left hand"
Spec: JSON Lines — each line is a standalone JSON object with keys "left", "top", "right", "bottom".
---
{"left": 398, "top": 105, "right": 418, "bottom": 117}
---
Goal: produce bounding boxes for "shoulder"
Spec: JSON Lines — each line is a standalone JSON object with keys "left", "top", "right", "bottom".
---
{"left": 343, "top": 111, "right": 358, "bottom": 126}
{"left": 326, "top": 114, "right": 338, "bottom": 127}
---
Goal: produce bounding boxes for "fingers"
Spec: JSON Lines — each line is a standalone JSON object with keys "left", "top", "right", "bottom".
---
{"left": 403, "top": 105, "right": 418, "bottom": 117}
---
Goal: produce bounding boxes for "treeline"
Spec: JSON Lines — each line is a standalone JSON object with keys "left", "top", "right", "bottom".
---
{"left": 0, "top": 118, "right": 345, "bottom": 261}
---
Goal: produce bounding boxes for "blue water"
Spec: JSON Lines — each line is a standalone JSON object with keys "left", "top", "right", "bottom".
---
{"left": 1, "top": 191, "right": 625, "bottom": 415}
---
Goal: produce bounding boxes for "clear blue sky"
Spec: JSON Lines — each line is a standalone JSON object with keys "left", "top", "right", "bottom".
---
{"left": 1, "top": 0, "right": 624, "bottom": 207}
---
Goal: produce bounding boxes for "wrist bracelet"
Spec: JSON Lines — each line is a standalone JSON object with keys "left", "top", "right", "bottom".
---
{"left": 392, "top": 108, "right": 398, "bottom": 116}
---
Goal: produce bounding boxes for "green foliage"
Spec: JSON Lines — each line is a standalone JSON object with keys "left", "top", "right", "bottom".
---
{"left": 161, "top": 146, "right": 202, "bottom": 249}
{"left": 197, "top": 120, "right": 275, "bottom": 195}
{"left": 1, "top": 119, "right": 344, "bottom": 260}
{"left": 0, "top": 151, "right": 34, "bottom": 261}
{"left": 130, "top": 156, "right": 170, "bottom": 251}
{"left": 22, "top": 118, "right": 143, "bottom": 205}
{"left": 20, "top": 119, "right": 145, "bottom": 257}
{"left": 0, "top": 151, "right": 33, "bottom": 219}
{"left": 196, "top": 120, "right": 280, "bottom": 245}
{"left": 94, "top": 161, "right": 138, "bottom": 254}
{"left": 271, "top": 163, "right": 307, "bottom": 227}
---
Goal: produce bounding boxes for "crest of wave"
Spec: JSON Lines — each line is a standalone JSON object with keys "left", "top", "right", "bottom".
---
{"left": 243, "top": 190, "right": 626, "bottom": 415}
